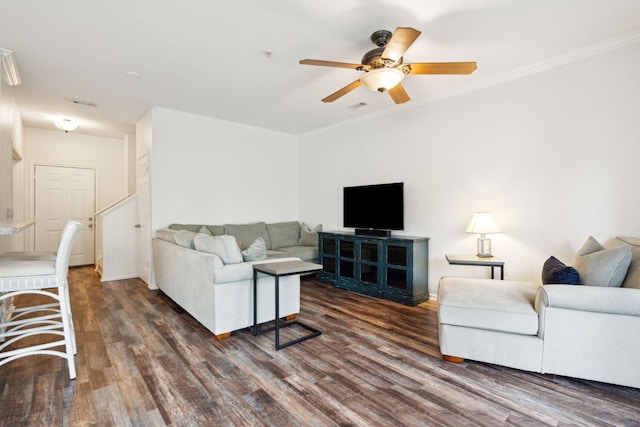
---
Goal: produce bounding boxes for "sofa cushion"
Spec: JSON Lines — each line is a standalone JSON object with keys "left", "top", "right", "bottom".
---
{"left": 268, "top": 246, "right": 317, "bottom": 262}
{"left": 205, "top": 225, "right": 225, "bottom": 236}
{"left": 267, "top": 221, "right": 301, "bottom": 249}
{"left": 169, "top": 224, "right": 202, "bottom": 233}
{"left": 241, "top": 237, "right": 267, "bottom": 262}
{"left": 299, "top": 223, "right": 322, "bottom": 246}
{"left": 574, "top": 236, "right": 631, "bottom": 287}
{"left": 193, "top": 234, "right": 243, "bottom": 264}
{"left": 616, "top": 236, "right": 640, "bottom": 288}
{"left": 173, "top": 230, "right": 197, "bottom": 249}
{"left": 225, "top": 222, "right": 271, "bottom": 250}
{"left": 0, "top": 257, "right": 56, "bottom": 277}
{"left": 438, "top": 277, "right": 540, "bottom": 335}
{"left": 541, "top": 256, "right": 580, "bottom": 285}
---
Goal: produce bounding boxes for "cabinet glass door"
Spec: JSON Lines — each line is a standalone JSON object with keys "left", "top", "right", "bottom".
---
{"left": 338, "top": 239, "right": 355, "bottom": 280}
{"left": 386, "top": 268, "right": 409, "bottom": 289}
{"left": 320, "top": 236, "right": 337, "bottom": 274}
{"left": 385, "top": 243, "right": 411, "bottom": 290}
{"left": 323, "top": 257, "right": 336, "bottom": 274}
{"left": 358, "top": 241, "right": 379, "bottom": 285}
{"left": 387, "top": 245, "right": 408, "bottom": 266}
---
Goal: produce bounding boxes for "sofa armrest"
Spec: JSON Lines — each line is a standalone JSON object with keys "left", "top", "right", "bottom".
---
{"left": 536, "top": 285, "right": 640, "bottom": 316}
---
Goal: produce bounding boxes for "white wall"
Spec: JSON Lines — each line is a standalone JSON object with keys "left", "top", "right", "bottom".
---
{"left": 125, "top": 133, "right": 137, "bottom": 194}
{"left": 24, "top": 127, "right": 129, "bottom": 214}
{"left": 148, "top": 108, "right": 299, "bottom": 233}
{"left": 298, "top": 43, "right": 640, "bottom": 294}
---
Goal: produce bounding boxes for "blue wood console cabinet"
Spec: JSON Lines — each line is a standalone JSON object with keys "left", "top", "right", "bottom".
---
{"left": 317, "top": 231, "right": 429, "bottom": 305}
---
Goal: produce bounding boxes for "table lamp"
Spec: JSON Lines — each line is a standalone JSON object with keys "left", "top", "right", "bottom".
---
{"left": 465, "top": 211, "right": 501, "bottom": 258}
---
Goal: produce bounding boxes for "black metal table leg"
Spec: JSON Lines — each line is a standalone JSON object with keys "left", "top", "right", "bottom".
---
{"left": 253, "top": 268, "right": 258, "bottom": 336}
{"left": 252, "top": 261, "right": 323, "bottom": 350}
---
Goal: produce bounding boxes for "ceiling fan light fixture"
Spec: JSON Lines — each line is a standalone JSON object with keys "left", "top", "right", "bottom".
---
{"left": 360, "top": 67, "right": 405, "bottom": 93}
{"left": 55, "top": 118, "right": 79, "bottom": 133}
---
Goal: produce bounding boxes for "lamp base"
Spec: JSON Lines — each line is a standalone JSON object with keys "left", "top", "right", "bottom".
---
{"left": 476, "top": 253, "right": 494, "bottom": 258}
{"left": 476, "top": 237, "right": 493, "bottom": 258}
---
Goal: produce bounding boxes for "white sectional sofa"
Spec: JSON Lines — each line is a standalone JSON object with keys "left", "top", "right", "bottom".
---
{"left": 152, "top": 221, "right": 320, "bottom": 339}
{"left": 438, "top": 236, "right": 640, "bottom": 389}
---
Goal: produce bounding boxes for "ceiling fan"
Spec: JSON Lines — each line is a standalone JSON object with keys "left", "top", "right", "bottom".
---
{"left": 300, "top": 27, "right": 476, "bottom": 104}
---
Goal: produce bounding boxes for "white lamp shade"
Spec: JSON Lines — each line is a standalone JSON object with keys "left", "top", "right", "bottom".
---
{"left": 55, "top": 119, "right": 79, "bottom": 132}
{"left": 465, "top": 212, "right": 501, "bottom": 235}
{"left": 360, "top": 68, "right": 405, "bottom": 92}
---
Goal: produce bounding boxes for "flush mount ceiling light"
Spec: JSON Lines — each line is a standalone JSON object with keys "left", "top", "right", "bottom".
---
{"left": 0, "top": 49, "right": 21, "bottom": 86}
{"left": 55, "top": 119, "right": 79, "bottom": 133}
{"left": 360, "top": 67, "right": 405, "bottom": 93}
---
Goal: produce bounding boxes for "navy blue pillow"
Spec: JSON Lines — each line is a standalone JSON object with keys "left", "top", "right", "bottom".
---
{"left": 542, "top": 256, "right": 581, "bottom": 285}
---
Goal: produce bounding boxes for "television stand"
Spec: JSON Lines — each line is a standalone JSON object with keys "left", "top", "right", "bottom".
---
{"left": 317, "top": 231, "right": 430, "bottom": 305}
{"left": 355, "top": 228, "right": 391, "bottom": 237}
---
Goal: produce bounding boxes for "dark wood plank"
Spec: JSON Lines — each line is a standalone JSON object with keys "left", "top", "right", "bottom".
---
{"left": 0, "top": 266, "right": 639, "bottom": 426}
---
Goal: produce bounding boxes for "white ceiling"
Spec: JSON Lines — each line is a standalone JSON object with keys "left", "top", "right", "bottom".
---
{"left": 1, "top": 0, "right": 640, "bottom": 139}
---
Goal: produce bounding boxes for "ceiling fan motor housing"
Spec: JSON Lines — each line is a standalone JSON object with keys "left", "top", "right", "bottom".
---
{"left": 362, "top": 30, "right": 402, "bottom": 68}
{"left": 370, "top": 29, "right": 392, "bottom": 46}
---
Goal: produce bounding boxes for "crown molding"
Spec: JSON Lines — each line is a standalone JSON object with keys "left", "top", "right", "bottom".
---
{"left": 151, "top": 106, "right": 297, "bottom": 138}
{"left": 429, "top": 29, "right": 640, "bottom": 104}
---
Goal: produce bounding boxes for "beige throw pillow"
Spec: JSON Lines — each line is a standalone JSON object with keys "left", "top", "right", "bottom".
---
{"left": 241, "top": 237, "right": 267, "bottom": 262}
{"left": 173, "top": 230, "right": 197, "bottom": 249}
{"left": 574, "top": 236, "right": 631, "bottom": 287}
{"left": 193, "top": 234, "right": 243, "bottom": 264}
{"left": 299, "top": 223, "right": 322, "bottom": 246}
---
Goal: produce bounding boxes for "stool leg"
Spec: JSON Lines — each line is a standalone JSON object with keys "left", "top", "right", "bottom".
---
{"left": 58, "top": 284, "right": 76, "bottom": 379}
{"left": 61, "top": 285, "right": 77, "bottom": 354}
{"left": 0, "top": 296, "right": 7, "bottom": 342}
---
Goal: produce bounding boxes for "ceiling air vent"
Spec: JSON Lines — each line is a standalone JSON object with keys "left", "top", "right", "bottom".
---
{"left": 64, "top": 97, "right": 98, "bottom": 108}
{"left": 347, "top": 102, "right": 367, "bottom": 110}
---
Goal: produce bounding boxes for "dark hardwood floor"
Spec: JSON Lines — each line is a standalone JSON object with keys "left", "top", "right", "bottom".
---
{"left": 1, "top": 266, "right": 639, "bottom": 426}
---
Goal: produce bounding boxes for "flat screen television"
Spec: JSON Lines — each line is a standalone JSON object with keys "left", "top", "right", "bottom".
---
{"left": 343, "top": 182, "right": 404, "bottom": 236}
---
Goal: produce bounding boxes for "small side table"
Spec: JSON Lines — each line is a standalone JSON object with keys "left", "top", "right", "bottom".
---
{"left": 253, "top": 260, "right": 322, "bottom": 350}
{"left": 445, "top": 254, "right": 505, "bottom": 280}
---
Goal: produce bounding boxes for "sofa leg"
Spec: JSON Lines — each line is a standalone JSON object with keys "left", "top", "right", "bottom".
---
{"left": 443, "top": 355, "right": 464, "bottom": 363}
{"left": 285, "top": 314, "right": 297, "bottom": 321}
{"left": 214, "top": 332, "right": 231, "bottom": 340}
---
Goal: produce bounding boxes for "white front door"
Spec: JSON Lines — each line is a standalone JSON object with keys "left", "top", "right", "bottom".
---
{"left": 34, "top": 165, "right": 95, "bottom": 266}
{"left": 137, "top": 155, "right": 151, "bottom": 285}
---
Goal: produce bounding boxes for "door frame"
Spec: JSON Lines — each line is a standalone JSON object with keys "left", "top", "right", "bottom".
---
{"left": 29, "top": 162, "right": 99, "bottom": 253}
{"left": 136, "top": 153, "right": 151, "bottom": 286}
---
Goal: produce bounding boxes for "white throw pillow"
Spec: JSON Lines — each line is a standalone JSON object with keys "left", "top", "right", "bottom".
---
{"left": 241, "top": 237, "right": 267, "bottom": 262}
{"left": 193, "top": 234, "right": 243, "bottom": 264}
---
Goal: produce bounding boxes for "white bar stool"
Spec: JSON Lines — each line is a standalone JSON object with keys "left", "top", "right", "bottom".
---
{"left": 0, "top": 220, "right": 82, "bottom": 379}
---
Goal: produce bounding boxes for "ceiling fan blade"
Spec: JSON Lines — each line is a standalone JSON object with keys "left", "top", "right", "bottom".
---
{"left": 388, "top": 83, "right": 410, "bottom": 104}
{"left": 381, "top": 27, "right": 421, "bottom": 62}
{"left": 322, "top": 80, "right": 362, "bottom": 102}
{"left": 407, "top": 62, "right": 477, "bottom": 75}
{"left": 300, "top": 59, "right": 364, "bottom": 69}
